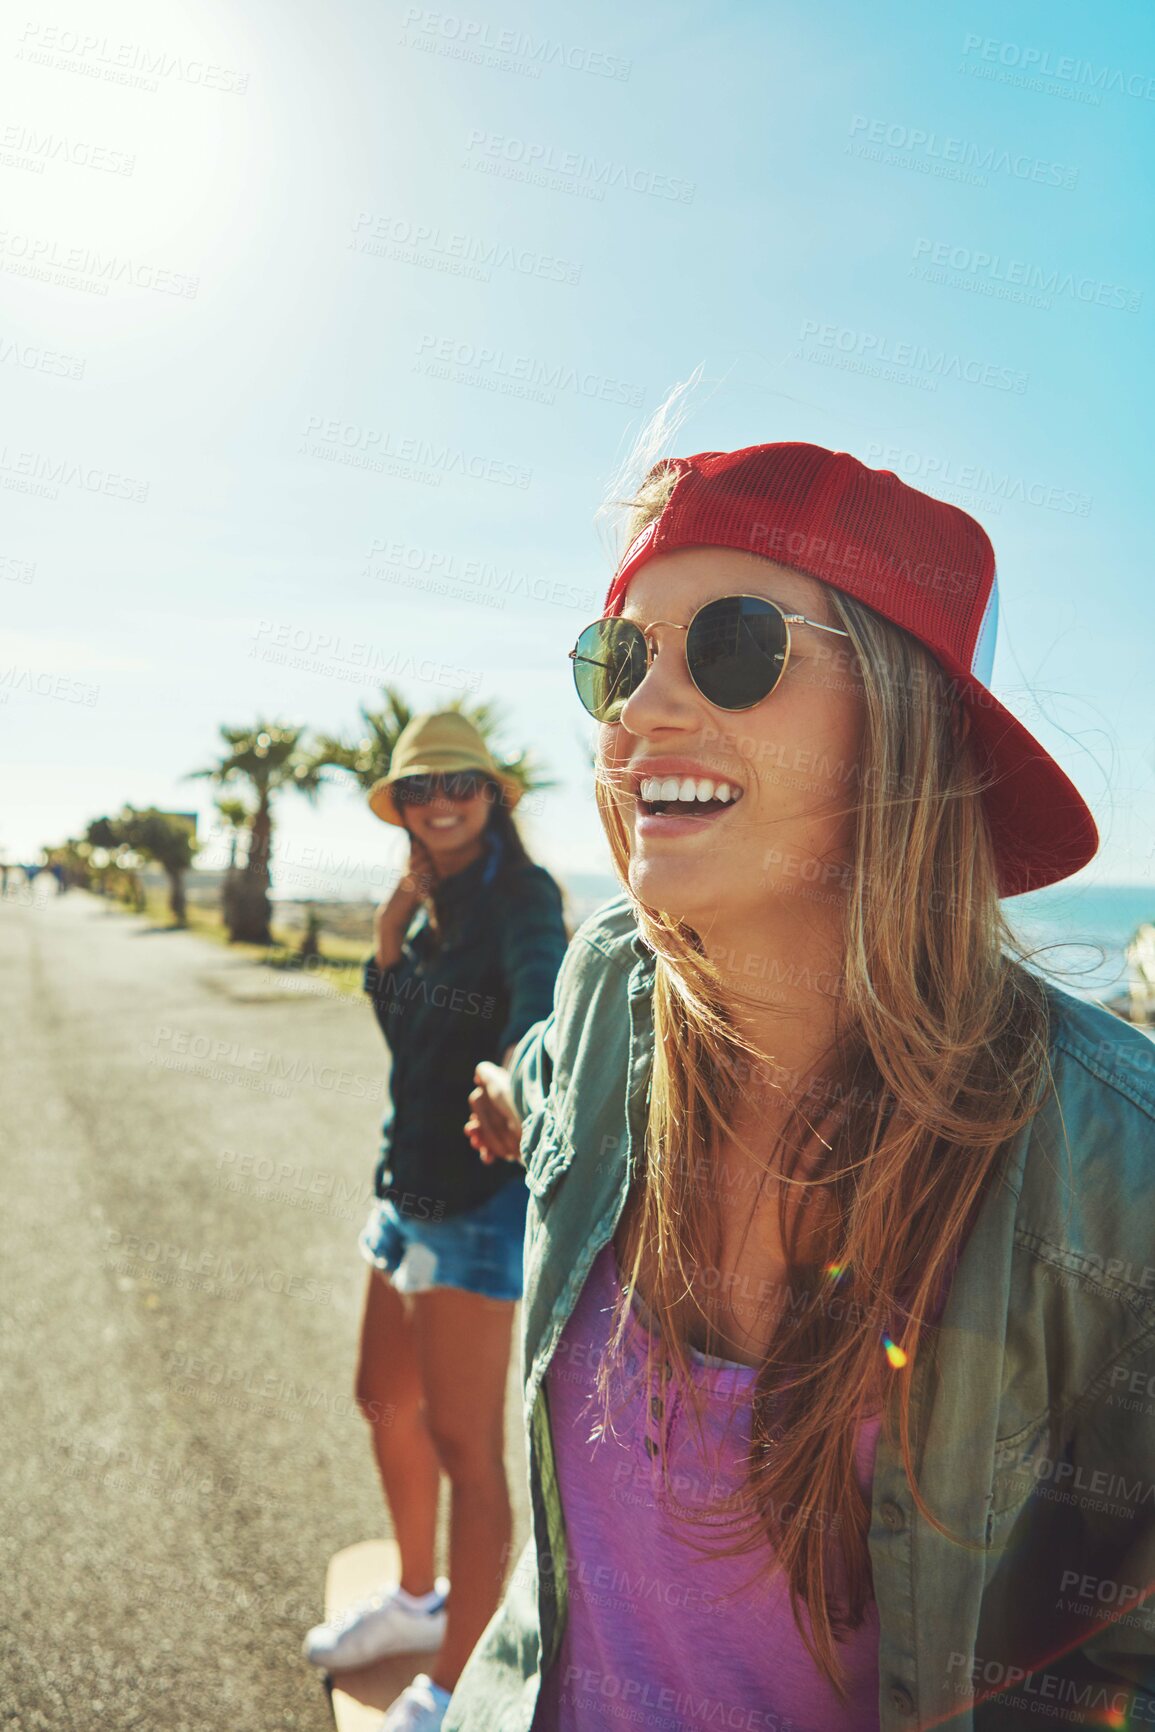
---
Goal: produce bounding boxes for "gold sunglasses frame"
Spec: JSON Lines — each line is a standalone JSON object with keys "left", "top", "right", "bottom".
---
{"left": 568, "top": 593, "right": 851, "bottom": 717}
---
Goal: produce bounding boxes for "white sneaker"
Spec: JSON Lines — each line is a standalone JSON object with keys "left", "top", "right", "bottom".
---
{"left": 379, "top": 1673, "right": 452, "bottom": 1731}
{"left": 302, "top": 1578, "right": 449, "bottom": 1670}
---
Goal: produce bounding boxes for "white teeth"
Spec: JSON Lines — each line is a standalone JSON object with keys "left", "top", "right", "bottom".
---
{"left": 638, "top": 775, "right": 743, "bottom": 805}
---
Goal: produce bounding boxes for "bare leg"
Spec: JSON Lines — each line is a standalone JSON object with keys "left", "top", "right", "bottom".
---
{"left": 410, "top": 1285, "right": 517, "bottom": 1693}
{"left": 354, "top": 1269, "right": 442, "bottom": 1597}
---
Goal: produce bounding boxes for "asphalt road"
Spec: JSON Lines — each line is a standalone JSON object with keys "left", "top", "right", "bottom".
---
{"left": 0, "top": 887, "right": 529, "bottom": 1731}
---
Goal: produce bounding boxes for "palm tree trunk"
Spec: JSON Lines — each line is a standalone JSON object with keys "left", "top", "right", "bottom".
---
{"left": 231, "top": 795, "right": 272, "bottom": 944}
{"left": 222, "top": 836, "right": 239, "bottom": 933}
{"left": 168, "top": 868, "right": 187, "bottom": 925}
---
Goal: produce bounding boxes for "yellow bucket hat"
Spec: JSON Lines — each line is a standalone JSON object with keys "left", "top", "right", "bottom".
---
{"left": 367, "top": 710, "right": 524, "bottom": 826}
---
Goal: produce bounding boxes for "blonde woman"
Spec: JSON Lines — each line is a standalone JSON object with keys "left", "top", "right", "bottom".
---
{"left": 454, "top": 440, "right": 1155, "bottom": 1730}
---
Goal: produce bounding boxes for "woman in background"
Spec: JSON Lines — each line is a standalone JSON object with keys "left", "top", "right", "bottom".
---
{"left": 303, "top": 710, "right": 568, "bottom": 1732}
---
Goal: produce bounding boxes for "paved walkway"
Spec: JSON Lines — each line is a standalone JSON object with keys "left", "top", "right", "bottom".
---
{"left": 0, "top": 888, "right": 528, "bottom": 1731}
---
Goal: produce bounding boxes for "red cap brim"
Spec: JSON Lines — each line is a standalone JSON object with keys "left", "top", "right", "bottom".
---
{"left": 956, "top": 673, "right": 1098, "bottom": 896}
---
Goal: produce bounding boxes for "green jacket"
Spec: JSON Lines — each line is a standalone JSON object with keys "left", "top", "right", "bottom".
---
{"left": 445, "top": 895, "right": 1155, "bottom": 1732}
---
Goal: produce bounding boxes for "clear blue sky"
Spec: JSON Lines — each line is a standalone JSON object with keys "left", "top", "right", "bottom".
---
{"left": 3, "top": 0, "right": 1153, "bottom": 892}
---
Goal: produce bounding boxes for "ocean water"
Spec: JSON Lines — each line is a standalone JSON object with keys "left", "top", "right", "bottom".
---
{"left": 559, "top": 874, "right": 1155, "bottom": 1010}
{"left": 262, "top": 865, "right": 1155, "bottom": 1016}
{"left": 1001, "top": 882, "right": 1155, "bottom": 1006}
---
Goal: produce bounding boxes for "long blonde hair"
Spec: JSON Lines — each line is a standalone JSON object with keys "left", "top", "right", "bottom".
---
{"left": 592, "top": 439, "right": 1056, "bottom": 1697}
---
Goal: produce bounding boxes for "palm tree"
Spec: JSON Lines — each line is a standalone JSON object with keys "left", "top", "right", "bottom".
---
{"left": 118, "top": 808, "right": 198, "bottom": 923}
{"left": 84, "top": 817, "right": 149, "bottom": 911}
{"left": 188, "top": 723, "right": 323, "bottom": 944}
{"left": 308, "top": 684, "right": 556, "bottom": 800}
{"left": 213, "top": 797, "right": 253, "bottom": 935}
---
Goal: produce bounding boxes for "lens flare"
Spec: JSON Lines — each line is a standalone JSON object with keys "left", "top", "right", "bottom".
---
{"left": 883, "top": 1335, "right": 908, "bottom": 1369}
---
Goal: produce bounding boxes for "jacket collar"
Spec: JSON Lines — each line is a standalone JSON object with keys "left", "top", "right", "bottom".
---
{"left": 629, "top": 926, "right": 657, "bottom": 983}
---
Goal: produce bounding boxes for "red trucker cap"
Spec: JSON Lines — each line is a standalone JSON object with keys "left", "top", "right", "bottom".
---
{"left": 603, "top": 441, "right": 1098, "bottom": 897}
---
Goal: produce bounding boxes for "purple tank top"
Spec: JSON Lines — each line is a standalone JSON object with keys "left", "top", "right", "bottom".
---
{"left": 536, "top": 1242, "right": 885, "bottom": 1732}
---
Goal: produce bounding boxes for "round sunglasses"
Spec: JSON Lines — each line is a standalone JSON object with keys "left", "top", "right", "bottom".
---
{"left": 569, "top": 593, "right": 851, "bottom": 723}
{"left": 393, "top": 770, "right": 491, "bottom": 807}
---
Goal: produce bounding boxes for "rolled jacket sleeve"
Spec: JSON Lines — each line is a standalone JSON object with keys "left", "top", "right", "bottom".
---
{"left": 496, "top": 867, "right": 568, "bottom": 1056}
{"left": 509, "top": 1010, "right": 556, "bottom": 1131}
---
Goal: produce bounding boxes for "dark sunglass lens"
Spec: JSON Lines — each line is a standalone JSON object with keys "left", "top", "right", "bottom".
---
{"left": 441, "top": 771, "right": 486, "bottom": 800}
{"left": 686, "top": 597, "right": 788, "bottom": 710}
{"left": 572, "top": 620, "right": 646, "bottom": 722}
{"left": 402, "top": 772, "right": 484, "bottom": 803}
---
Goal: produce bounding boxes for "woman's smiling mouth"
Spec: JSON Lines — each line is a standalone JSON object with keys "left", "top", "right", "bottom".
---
{"left": 631, "top": 765, "right": 746, "bottom": 836}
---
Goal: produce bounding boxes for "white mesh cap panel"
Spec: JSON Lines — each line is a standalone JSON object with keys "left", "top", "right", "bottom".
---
{"left": 971, "top": 573, "right": 999, "bottom": 685}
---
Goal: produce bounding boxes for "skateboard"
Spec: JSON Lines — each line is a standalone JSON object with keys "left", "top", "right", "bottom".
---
{"left": 321, "top": 1540, "right": 434, "bottom": 1731}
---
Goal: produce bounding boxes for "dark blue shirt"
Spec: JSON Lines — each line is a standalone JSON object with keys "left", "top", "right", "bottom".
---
{"left": 362, "top": 832, "right": 568, "bottom": 1219}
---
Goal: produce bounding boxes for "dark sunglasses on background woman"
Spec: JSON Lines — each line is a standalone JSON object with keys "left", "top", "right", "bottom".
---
{"left": 392, "top": 770, "right": 493, "bottom": 806}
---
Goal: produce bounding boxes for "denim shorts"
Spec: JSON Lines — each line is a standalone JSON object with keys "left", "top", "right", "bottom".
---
{"left": 358, "top": 1177, "right": 529, "bottom": 1301}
